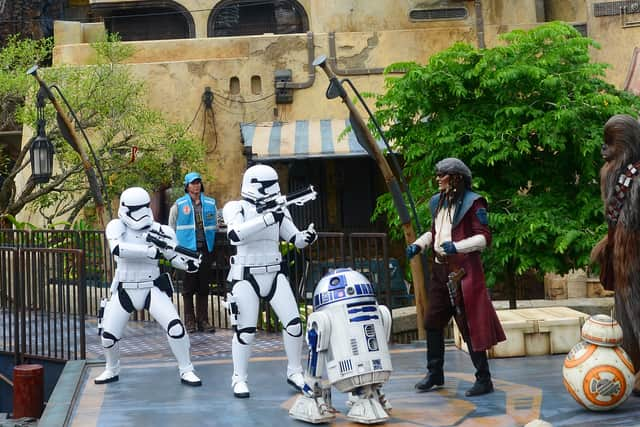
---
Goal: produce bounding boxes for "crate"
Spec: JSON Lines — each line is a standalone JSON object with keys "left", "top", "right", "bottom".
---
{"left": 453, "top": 307, "right": 589, "bottom": 358}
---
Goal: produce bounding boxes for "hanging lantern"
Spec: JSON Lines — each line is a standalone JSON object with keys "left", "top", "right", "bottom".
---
{"left": 29, "top": 133, "right": 54, "bottom": 184}
{"left": 30, "top": 87, "right": 54, "bottom": 185}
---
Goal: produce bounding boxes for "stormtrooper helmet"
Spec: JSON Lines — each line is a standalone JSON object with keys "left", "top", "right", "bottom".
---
{"left": 241, "top": 164, "right": 280, "bottom": 204}
{"left": 118, "top": 187, "right": 153, "bottom": 230}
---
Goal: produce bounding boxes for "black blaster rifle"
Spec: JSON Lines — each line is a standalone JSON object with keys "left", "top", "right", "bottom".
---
{"left": 256, "top": 185, "right": 317, "bottom": 214}
{"left": 146, "top": 228, "right": 201, "bottom": 262}
{"left": 447, "top": 268, "right": 465, "bottom": 317}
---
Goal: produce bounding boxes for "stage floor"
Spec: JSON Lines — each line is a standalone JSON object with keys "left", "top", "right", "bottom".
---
{"left": 39, "top": 325, "right": 640, "bottom": 427}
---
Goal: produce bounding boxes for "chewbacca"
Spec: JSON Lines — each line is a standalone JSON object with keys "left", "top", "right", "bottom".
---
{"left": 592, "top": 114, "right": 640, "bottom": 393}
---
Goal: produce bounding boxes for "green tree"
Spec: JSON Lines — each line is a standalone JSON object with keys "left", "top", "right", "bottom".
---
{"left": 373, "top": 22, "right": 640, "bottom": 306}
{"left": 0, "top": 34, "right": 206, "bottom": 226}
{"left": 0, "top": 35, "right": 52, "bottom": 132}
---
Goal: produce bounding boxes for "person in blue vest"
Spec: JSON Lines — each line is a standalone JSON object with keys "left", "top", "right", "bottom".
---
{"left": 169, "top": 172, "right": 218, "bottom": 333}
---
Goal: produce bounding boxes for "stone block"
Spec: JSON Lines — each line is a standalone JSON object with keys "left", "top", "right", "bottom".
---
{"left": 453, "top": 307, "right": 589, "bottom": 358}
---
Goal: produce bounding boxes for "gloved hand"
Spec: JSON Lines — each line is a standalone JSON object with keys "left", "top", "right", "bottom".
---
{"left": 440, "top": 241, "right": 457, "bottom": 255}
{"left": 303, "top": 223, "right": 317, "bottom": 245}
{"left": 186, "top": 259, "right": 199, "bottom": 273}
{"left": 406, "top": 244, "right": 421, "bottom": 260}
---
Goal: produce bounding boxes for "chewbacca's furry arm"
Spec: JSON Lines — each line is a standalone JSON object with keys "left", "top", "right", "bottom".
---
{"left": 590, "top": 235, "right": 608, "bottom": 265}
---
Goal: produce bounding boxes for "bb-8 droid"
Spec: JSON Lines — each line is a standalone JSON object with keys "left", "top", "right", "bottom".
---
{"left": 562, "top": 314, "right": 635, "bottom": 411}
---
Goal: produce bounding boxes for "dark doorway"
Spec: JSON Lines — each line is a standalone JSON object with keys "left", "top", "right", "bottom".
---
{"left": 287, "top": 160, "right": 325, "bottom": 230}
{"left": 284, "top": 157, "right": 385, "bottom": 233}
{"left": 337, "top": 157, "right": 380, "bottom": 232}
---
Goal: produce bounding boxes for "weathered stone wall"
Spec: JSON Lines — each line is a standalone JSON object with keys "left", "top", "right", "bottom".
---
{"left": 17, "top": 0, "right": 640, "bottom": 225}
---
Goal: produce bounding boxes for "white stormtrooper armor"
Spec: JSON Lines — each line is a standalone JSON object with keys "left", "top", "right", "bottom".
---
{"left": 223, "top": 164, "right": 317, "bottom": 398}
{"left": 94, "top": 187, "right": 202, "bottom": 387}
{"left": 289, "top": 268, "right": 393, "bottom": 424}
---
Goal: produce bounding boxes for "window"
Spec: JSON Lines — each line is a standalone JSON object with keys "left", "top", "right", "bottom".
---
{"left": 92, "top": 2, "right": 195, "bottom": 41}
{"left": 208, "top": 0, "right": 308, "bottom": 37}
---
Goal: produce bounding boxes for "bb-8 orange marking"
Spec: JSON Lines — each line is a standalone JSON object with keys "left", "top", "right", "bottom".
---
{"left": 614, "top": 347, "right": 635, "bottom": 373}
{"left": 564, "top": 342, "right": 596, "bottom": 369}
{"left": 582, "top": 365, "right": 627, "bottom": 407}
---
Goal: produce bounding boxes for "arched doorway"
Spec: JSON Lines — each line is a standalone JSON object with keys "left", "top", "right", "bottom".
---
{"left": 208, "top": 0, "right": 308, "bottom": 37}
{"left": 91, "top": 1, "right": 195, "bottom": 41}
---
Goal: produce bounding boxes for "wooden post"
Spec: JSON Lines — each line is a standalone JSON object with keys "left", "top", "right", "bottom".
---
{"left": 313, "top": 56, "right": 427, "bottom": 339}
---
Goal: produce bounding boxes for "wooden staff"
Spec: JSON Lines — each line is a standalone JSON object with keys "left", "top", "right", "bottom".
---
{"left": 312, "top": 55, "right": 428, "bottom": 339}
{"left": 27, "top": 65, "right": 106, "bottom": 228}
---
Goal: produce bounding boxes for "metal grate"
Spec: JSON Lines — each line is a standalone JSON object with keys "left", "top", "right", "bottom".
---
{"left": 409, "top": 7, "right": 468, "bottom": 21}
{"left": 594, "top": 1, "right": 640, "bottom": 17}
{"left": 339, "top": 358, "right": 353, "bottom": 374}
{"left": 573, "top": 23, "right": 588, "bottom": 36}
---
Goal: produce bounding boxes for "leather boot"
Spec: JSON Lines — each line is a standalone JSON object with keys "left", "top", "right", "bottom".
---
{"left": 466, "top": 349, "right": 493, "bottom": 396}
{"left": 415, "top": 328, "right": 445, "bottom": 392}
{"left": 196, "top": 295, "right": 215, "bottom": 333}
{"left": 183, "top": 295, "right": 197, "bottom": 333}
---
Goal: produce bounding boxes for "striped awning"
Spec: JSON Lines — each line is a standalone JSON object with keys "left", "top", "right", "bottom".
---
{"left": 240, "top": 119, "right": 384, "bottom": 162}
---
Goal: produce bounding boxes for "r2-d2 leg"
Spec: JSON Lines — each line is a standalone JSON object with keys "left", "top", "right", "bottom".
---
{"left": 343, "top": 303, "right": 393, "bottom": 424}
{"left": 346, "top": 385, "right": 390, "bottom": 424}
{"left": 289, "top": 311, "right": 336, "bottom": 424}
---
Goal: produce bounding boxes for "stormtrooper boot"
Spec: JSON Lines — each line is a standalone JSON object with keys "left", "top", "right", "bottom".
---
{"left": 232, "top": 334, "right": 251, "bottom": 398}
{"left": 168, "top": 333, "right": 202, "bottom": 386}
{"left": 232, "top": 373, "right": 250, "bottom": 398}
{"left": 94, "top": 343, "right": 121, "bottom": 384}
{"left": 287, "top": 371, "right": 305, "bottom": 392}
{"left": 283, "top": 328, "right": 304, "bottom": 392}
{"left": 180, "top": 369, "right": 202, "bottom": 387}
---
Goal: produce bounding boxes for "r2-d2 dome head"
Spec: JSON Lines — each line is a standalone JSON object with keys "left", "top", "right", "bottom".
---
{"left": 241, "top": 164, "right": 281, "bottom": 205}
{"left": 312, "top": 268, "right": 377, "bottom": 312}
{"left": 118, "top": 187, "right": 153, "bottom": 230}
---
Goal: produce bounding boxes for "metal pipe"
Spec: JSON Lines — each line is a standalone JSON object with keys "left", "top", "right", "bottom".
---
{"left": 328, "top": 32, "right": 405, "bottom": 76}
{"left": 475, "top": 0, "right": 486, "bottom": 49}
{"left": 275, "top": 32, "right": 316, "bottom": 90}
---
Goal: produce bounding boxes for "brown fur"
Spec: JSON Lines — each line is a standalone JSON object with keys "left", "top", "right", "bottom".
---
{"left": 596, "top": 114, "right": 640, "bottom": 378}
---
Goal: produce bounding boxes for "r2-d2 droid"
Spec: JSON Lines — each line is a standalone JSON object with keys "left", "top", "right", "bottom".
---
{"left": 289, "top": 268, "right": 393, "bottom": 424}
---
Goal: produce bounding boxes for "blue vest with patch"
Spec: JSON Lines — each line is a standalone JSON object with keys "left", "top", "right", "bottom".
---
{"left": 175, "top": 194, "right": 217, "bottom": 252}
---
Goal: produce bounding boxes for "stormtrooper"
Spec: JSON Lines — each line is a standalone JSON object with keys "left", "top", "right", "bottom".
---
{"left": 223, "top": 164, "right": 317, "bottom": 398}
{"left": 94, "top": 186, "right": 202, "bottom": 387}
{"left": 289, "top": 268, "right": 393, "bottom": 424}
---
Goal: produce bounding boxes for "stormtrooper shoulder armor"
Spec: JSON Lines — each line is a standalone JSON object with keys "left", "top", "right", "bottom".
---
{"left": 106, "top": 219, "right": 126, "bottom": 240}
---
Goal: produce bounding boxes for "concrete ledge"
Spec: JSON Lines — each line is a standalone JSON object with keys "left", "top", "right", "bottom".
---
{"left": 38, "top": 360, "right": 93, "bottom": 427}
{"left": 492, "top": 297, "right": 614, "bottom": 316}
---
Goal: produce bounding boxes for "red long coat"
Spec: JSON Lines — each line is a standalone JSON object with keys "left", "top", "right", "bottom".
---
{"left": 426, "top": 195, "right": 506, "bottom": 352}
